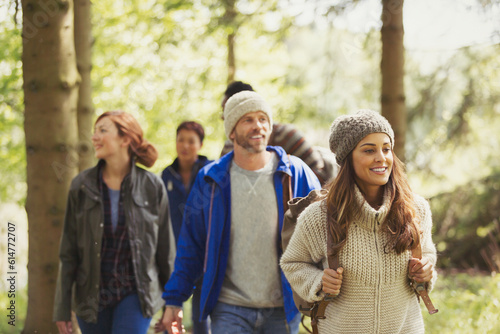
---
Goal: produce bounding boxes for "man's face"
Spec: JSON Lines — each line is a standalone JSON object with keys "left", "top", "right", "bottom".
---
{"left": 230, "top": 111, "right": 271, "bottom": 154}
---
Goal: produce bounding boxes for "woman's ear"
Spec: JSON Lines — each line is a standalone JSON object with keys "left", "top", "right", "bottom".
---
{"left": 121, "top": 136, "right": 132, "bottom": 147}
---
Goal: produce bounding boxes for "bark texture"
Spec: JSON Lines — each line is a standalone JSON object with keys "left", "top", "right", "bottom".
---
{"left": 22, "top": 0, "right": 80, "bottom": 332}
{"left": 223, "top": 0, "right": 237, "bottom": 84}
{"left": 74, "top": 0, "right": 95, "bottom": 171}
{"left": 381, "top": 0, "right": 406, "bottom": 160}
{"left": 227, "top": 32, "right": 236, "bottom": 84}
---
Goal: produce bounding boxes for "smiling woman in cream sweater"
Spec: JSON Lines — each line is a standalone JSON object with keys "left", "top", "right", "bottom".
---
{"left": 280, "top": 110, "right": 437, "bottom": 334}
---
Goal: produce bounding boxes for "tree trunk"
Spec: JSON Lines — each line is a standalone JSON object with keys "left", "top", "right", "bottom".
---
{"left": 380, "top": 0, "right": 406, "bottom": 160}
{"left": 74, "top": 0, "right": 95, "bottom": 171}
{"left": 227, "top": 32, "right": 236, "bottom": 84}
{"left": 22, "top": 0, "right": 80, "bottom": 332}
{"left": 223, "top": 0, "right": 237, "bottom": 84}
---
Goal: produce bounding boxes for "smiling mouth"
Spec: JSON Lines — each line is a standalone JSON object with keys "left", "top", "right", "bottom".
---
{"left": 371, "top": 167, "right": 387, "bottom": 173}
{"left": 249, "top": 134, "right": 265, "bottom": 140}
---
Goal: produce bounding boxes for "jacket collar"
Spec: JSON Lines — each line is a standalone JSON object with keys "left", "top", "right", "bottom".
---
{"left": 270, "top": 145, "right": 291, "bottom": 176}
{"left": 205, "top": 146, "right": 290, "bottom": 185}
{"left": 169, "top": 155, "right": 210, "bottom": 175}
{"left": 82, "top": 159, "right": 138, "bottom": 197}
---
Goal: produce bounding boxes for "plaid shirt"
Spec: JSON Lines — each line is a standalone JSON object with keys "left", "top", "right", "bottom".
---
{"left": 98, "top": 171, "right": 136, "bottom": 309}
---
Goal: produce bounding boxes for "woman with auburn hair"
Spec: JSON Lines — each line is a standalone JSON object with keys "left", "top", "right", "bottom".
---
{"left": 53, "top": 111, "right": 176, "bottom": 334}
{"left": 280, "top": 110, "right": 437, "bottom": 333}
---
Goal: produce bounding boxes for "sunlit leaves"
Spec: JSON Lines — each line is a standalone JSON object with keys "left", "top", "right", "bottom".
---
{"left": 0, "top": 9, "right": 25, "bottom": 204}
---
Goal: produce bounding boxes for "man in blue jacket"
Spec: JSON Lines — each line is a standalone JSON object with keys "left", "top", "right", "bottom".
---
{"left": 155, "top": 91, "right": 321, "bottom": 334}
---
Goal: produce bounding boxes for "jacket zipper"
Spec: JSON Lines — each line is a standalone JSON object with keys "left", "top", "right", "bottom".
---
{"left": 203, "top": 183, "right": 216, "bottom": 272}
{"left": 201, "top": 182, "right": 217, "bottom": 319}
{"left": 374, "top": 212, "right": 381, "bottom": 334}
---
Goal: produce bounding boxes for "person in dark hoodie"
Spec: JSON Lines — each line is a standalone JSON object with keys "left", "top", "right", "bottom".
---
{"left": 161, "top": 121, "right": 212, "bottom": 334}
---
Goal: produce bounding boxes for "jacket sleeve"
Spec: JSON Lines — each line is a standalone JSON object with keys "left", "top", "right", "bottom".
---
{"left": 162, "top": 172, "right": 209, "bottom": 306}
{"left": 289, "top": 155, "right": 322, "bottom": 197}
{"left": 53, "top": 184, "right": 79, "bottom": 322}
{"left": 418, "top": 197, "right": 438, "bottom": 292}
{"left": 280, "top": 202, "right": 326, "bottom": 303}
{"left": 156, "top": 180, "right": 176, "bottom": 288}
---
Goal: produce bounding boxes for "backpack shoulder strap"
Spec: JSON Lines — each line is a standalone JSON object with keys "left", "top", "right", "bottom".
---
{"left": 282, "top": 155, "right": 293, "bottom": 212}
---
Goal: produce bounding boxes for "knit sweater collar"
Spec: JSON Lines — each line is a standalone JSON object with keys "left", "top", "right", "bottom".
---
{"left": 353, "top": 185, "right": 391, "bottom": 231}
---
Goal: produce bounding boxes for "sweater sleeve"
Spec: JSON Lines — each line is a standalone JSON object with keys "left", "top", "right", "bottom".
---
{"left": 280, "top": 201, "right": 327, "bottom": 303}
{"left": 415, "top": 195, "right": 438, "bottom": 292}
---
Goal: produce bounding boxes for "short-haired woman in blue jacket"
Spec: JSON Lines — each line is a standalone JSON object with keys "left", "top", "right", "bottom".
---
{"left": 54, "top": 111, "right": 176, "bottom": 334}
{"left": 161, "top": 121, "right": 212, "bottom": 334}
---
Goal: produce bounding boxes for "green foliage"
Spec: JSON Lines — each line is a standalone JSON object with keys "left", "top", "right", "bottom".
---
{"left": 422, "top": 273, "right": 500, "bottom": 333}
{"left": 404, "top": 45, "right": 500, "bottom": 271}
{"left": 0, "top": 285, "right": 27, "bottom": 334}
{"left": 0, "top": 6, "right": 25, "bottom": 205}
{"left": 429, "top": 170, "right": 500, "bottom": 271}
{"left": 2, "top": 0, "right": 500, "bottom": 276}
{"left": 406, "top": 44, "right": 500, "bottom": 195}
{"left": 90, "top": 0, "right": 308, "bottom": 173}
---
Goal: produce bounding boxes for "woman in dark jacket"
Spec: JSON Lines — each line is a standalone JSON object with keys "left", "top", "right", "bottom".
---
{"left": 54, "top": 111, "right": 176, "bottom": 334}
{"left": 161, "top": 121, "right": 212, "bottom": 334}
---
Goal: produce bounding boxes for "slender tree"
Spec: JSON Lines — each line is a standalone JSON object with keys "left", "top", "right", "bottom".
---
{"left": 74, "top": 0, "right": 95, "bottom": 171}
{"left": 21, "top": 0, "right": 80, "bottom": 332}
{"left": 380, "top": 0, "right": 406, "bottom": 159}
{"left": 222, "top": 0, "right": 237, "bottom": 84}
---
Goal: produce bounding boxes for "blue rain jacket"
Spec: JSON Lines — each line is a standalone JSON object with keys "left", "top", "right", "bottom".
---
{"left": 162, "top": 146, "right": 321, "bottom": 323}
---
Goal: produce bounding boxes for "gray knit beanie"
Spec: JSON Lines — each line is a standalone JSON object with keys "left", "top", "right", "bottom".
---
{"left": 223, "top": 91, "right": 273, "bottom": 139}
{"left": 329, "top": 109, "right": 394, "bottom": 164}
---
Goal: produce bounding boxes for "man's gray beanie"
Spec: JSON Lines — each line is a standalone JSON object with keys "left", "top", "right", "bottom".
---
{"left": 223, "top": 91, "right": 273, "bottom": 139}
{"left": 329, "top": 109, "right": 394, "bottom": 164}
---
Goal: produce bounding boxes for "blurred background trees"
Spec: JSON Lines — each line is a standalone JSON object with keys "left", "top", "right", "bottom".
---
{"left": 1, "top": 0, "right": 500, "bottom": 332}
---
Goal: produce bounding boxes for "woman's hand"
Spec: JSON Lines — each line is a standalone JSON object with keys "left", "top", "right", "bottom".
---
{"left": 56, "top": 321, "right": 73, "bottom": 334}
{"left": 322, "top": 267, "right": 344, "bottom": 296}
{"left": 409, "top": 257, "right": 433, "bottom": 283}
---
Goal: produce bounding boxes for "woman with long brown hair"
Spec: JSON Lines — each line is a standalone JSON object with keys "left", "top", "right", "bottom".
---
{"left": 53, "top": 111, "right": 175, "bottom": 334}
{"left": 281, "top": 110, "right": 437, "bottom": 333}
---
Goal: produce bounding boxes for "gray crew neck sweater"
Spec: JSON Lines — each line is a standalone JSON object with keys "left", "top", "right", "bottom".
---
{"left": 219, "top": 153, "right": 284, "bottom": 308}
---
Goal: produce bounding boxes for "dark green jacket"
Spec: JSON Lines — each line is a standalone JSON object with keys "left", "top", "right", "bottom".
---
{"left": 53, "top": 161, "right": 176, "bottom": 323}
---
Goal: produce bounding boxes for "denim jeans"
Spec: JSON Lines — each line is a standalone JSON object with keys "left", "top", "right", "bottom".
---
{"left": 210, "top": 302, "right": 300, "bottom": 334}
{"left": 77, "top": 293, "right": 152, "bottom": 334}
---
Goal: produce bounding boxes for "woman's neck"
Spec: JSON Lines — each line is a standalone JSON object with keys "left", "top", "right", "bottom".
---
{"left": 102, "top": 156, "right": 131, "bottom": 190}
{"left": 360, "top": 185, "right": 385, "bottom": 209}
{"left": 178, "top": 158, "right": 196, "bottom": 187}
{"left": 178, "top": 158, "right": 195, "bottom": 173}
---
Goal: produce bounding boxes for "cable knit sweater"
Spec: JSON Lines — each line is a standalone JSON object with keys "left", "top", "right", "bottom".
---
{"left": 280, "top": 186, "right": 437, "bottom": 334}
